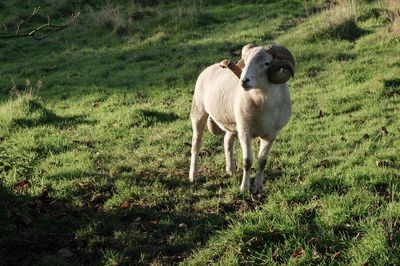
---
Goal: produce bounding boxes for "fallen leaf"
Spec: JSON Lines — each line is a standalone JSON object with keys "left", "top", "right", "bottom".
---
{"left": 57, "top": 248, "right": 74, "bottom": 257}
{"left": 95, "top": 204, "right": 104, "bottom": 212}
{"left": 376, "top": 160, "right": 390, "bottom": 168}
{"left": 77, "top": 181, "right": 91, "bottom": 189}
{"left": 313, "top": 250, "right": 321, "bottom": 261}
{"left": 178, "top": 223, "right": 187, "bottom": 230}
{"left": 13, "top": 180, "right": 31, "bottom": 191}
{"left": 381, "top": 127, "right": 389, "bottom": 135}
{"left": 150, "top": 220, "right": 158, "bottom": 225}
{"left": 292, "top": 248, "right": 305, "bottom": 258}
{"left": 121, "top": 201, "right": 130, "bottom": 209}
{"left": 331, "top": 251, "right": 341, "bottom": 260}
{"left": 90, "top": 193, "right": 102, "bottom": 202}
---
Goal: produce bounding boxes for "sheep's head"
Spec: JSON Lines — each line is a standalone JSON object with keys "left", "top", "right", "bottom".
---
{"left": 221, "top": 44, "right": 295, "bottom": 89}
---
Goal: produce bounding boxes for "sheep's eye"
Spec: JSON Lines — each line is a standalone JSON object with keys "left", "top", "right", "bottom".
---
{"left": 263, "top": 62, "right": 270, "bottom": 66}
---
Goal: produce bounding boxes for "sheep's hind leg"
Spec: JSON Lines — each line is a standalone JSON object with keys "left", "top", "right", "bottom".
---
{"left": 189, "top": 112, "right": 208, "bottom": 182}
{"left": 253, "top": 138, "right": 275, "bottom": 193}
{"left": 224, "top": 132, "right": 236, "bottom": 175}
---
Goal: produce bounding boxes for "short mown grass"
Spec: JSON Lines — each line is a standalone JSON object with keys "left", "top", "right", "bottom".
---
{"left": 1, "top": 0, "right": 399, "bottom": 265}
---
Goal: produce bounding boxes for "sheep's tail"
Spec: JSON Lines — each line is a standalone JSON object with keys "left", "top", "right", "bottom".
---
{"left": 207, "top": 117, "right": 224, "bottom": 135}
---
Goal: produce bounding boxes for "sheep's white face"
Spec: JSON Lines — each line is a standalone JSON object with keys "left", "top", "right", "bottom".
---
{"left": 240, "top": 47, "right": 274, "bottom": 90}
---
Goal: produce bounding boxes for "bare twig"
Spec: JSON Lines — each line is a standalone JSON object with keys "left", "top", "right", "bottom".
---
{"left": 31, "top": 12, "right": 80, "bottom": 40}
{"left": 1, "top": 23, "right": 7, "bottom": 33}
{"left": 16, "top": 6, "right": 40, "bottom": 35}
{"left": 8, "top": 74, "right": 20, "bottom": 97}
{"left": 0, "top": 6, "right": 80, "bottom": 40}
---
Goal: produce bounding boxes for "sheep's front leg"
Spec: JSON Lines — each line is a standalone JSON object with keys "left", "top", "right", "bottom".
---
{"left": 253, "top": 138, "right": 275, "bottom": 193}
{"left": 238, "top": 132, "right": 252, "bottom": 192}
{"left": 224, "top": 132, "right": 236, "bottom": 175}
{"left": 189, "top": 114, "right": 208, "bottom": 182}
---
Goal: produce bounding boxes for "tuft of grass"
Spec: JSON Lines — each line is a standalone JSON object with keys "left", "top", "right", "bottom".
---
{"left": 88, "top": 4, "right": 136, "bottom": 36}
{"left": 101, "top": 249, "right": 128, "bottom": 266}
{"left": 382, "top": 78, "right": 400, "bottom": 97}
{"left": 174, "top": 0, "right": 215, "bottom": 29}
{"left": 309, "top": 0, "right": 369, "bottom": 41}
{"left": 328, "top": 0, "right": 358, "bottom": 22}
{"left": 383, "top": 0, "right": 400, "bottom": 21}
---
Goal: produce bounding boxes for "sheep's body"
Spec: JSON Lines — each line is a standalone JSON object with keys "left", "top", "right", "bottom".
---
{"left": 189, "top": 45, "right": 294, "bottom": 192}
{"left": 197, "top": 64, "right": 238, "bottom": 132}
{"left": 195, "top": 63, "right": 291, "bottom": 137}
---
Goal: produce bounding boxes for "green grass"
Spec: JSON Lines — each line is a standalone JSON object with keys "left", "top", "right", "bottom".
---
{"left": 1, "top": 0, "right": 400, "bottom": 265}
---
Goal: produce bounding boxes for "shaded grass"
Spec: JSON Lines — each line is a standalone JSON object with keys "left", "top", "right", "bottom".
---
{"left": 311, "top": 18, "right": 370, "bottom": 42}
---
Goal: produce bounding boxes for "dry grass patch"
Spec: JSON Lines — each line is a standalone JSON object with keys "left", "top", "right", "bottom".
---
{"left": 88, "top": 4, "right": 135, "bottom": 36}
{"left": 307, "top": 0, "right": 371, "bottom": 42}
{"left": 382, "top": 0, "right": 400, "bottom": 38}
{"left": 325, "top": 0, "right": 358, "bottom": 26}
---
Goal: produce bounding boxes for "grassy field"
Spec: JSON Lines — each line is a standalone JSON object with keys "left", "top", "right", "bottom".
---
{"left": 0, "top": 0, "right": 399, "bottom": 265}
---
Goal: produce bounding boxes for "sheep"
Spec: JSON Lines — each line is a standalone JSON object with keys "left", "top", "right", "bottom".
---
{"left": 189, "top": 43, "right": 295, "bottom": 193}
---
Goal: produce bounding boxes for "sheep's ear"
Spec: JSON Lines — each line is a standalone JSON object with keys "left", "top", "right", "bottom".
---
{"left": 236, "top": 58, "right": 245, "bottom": 69}
{"left": 237, "top": 44, "right": 257, "bottom": 69}
{"left": 241, "top": 43, "right": 257, "bottom": 58}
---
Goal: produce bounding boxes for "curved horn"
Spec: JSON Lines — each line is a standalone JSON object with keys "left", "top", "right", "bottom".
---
{"left": 265, "top": 45, "right": 295, "bottom": 84}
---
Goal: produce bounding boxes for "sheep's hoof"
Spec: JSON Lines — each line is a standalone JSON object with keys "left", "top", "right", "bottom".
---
{"left": 225, "top": 167, "right": 236, "bottom": 176}
{"left": 225, "top": 171, "right": 233, "bottom": 176}
{"left": 253, "top": 183, "right": 264, "bottom": 194}
{"left": 253, "top": 177, "right": 264, "bottom": 193}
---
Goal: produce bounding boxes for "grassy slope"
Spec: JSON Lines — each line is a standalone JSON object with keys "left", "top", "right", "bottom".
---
{"left": 0, "top": 0, "right": 399, "bottom": 265}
